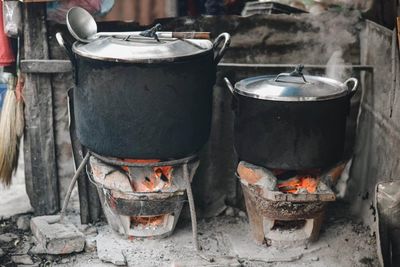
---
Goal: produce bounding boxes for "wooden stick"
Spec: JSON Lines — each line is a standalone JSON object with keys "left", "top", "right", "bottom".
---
{"left": 172, "top": 32, "right": 211, "bottom": 40}
{"left": 397, "top": 17, "right": 400, "bottom": 51}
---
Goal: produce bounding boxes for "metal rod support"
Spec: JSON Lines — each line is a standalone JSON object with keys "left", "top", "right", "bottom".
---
{"left": 90, "top": 151, "right": 197, "bottom": 167}
{"left": 218, "top": 63, "right": 374, "bottom": 72}
{"left": 60, "top": 152, "right": 90, "bottom": 223}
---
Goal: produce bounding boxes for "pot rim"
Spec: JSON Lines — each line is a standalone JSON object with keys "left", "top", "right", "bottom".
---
{"left": 234, "top": 75, "right": 354, "bottom": 102}
{"left": 72, "top": 37, "right": 215, "bottom": 64}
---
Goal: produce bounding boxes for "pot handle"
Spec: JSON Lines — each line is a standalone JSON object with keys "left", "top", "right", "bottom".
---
{"left": 213, "top": 33, "right": 231, "bottom": 64}
{"left": 275, "top": 64, "right": 308, "bottom": 84}
{"left": 224, "top": 77, "right": 235, "bottom": 95}
{"left": 344, "top": 78, "right": 358, "bottom": 97}
{"left": 55, "top": 32, "right": 75, "bottom": 67}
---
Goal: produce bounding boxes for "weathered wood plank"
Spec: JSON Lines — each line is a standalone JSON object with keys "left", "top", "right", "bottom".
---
{"left": 68, "top": 89, "right": 102, "bottom": 224}
{"left": 23, "top": 3, "right": 59, "bottom": 215}
{"left": 20, "top": 59, "right": 72, "bottom": 73}
{"left": 47, "top": 24, "right": 103, "bottom": 224}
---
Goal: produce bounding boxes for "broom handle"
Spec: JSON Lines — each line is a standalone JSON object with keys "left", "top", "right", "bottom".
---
{"left": 59, "top": 152, "right": 90, "bottom": 223}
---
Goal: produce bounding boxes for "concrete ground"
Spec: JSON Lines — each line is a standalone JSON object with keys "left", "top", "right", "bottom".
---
{"left": 0, "top": 149, "right": 32, "bottom": 220}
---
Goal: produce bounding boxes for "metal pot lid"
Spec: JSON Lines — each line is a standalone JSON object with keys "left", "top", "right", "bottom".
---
{"left": 234, "top": 65, "right": 352, "bottom": 101}
{"left": 72, "top": 36, "right": 213, "bottom": 63}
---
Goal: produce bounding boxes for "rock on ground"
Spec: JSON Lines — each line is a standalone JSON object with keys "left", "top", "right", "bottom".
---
{"left": 0, "top": 233, "right": 18, "bottom": 243}
{"left": 96, "top": 231, "right": 126, "bottom": 266}
{"left": 85, "top": 236, "right": 97, "bottom": 253}
{"left": 11, "top": 255, "right": 34, "bottom": 265}
{"left": 17, "top": 215, "right": 31, "bottom": 231}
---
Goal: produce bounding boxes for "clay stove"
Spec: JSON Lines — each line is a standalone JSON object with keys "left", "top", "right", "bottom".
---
{"left": 237, "top": 161, "right": 345, "bottom": 247}
{"left": 88, "top": 153, "right": 199, "bottom": 239}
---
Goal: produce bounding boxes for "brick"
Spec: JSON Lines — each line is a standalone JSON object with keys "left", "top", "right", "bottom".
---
{"left": 30, "top": 215, "right": 84, "bottom": 255}
{"left": 237, "top": 161, "right": 277, "bottom": 190}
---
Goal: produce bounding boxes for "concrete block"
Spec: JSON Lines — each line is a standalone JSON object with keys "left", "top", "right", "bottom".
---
{"left": 30, "top": 215, "right": 84, "bottom": 255}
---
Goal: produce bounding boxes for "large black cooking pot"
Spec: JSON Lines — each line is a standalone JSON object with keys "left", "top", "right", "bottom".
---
{"left": 224, "top": 65, "right": 358, "bottom": 170}
{"left": 57, "top": 32, "right": 230, "bottom": 159}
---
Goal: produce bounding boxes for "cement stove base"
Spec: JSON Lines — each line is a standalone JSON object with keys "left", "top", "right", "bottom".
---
{"left": 237, "top": 161, "right": 340, "bottom": 247}
{"left": 242, "top": 184, "right": 326, "bottom": 248}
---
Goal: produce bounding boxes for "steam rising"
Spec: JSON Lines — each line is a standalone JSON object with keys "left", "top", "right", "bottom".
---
{"left": 325, "top": 50, "right": 352, "bottom": 82}
{"left": 305, "top": 11, "right": 358, "bottom": 81}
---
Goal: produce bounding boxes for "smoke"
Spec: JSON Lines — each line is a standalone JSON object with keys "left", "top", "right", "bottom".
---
{"left": 325, "top": 49, "right": 352, "bottom": 82}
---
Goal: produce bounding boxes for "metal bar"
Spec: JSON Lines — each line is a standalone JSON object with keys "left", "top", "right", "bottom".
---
{"left": 90, "top": 151, "right": 198, "bottom": 167}
{"left": 20, "top": 59, "right": 72, "bottom": 73}
{"left": 19, "top": 61, "right": 374, "bottom": 74}
{"left": 218, "top": 63, "right": 374, "bottom": 72}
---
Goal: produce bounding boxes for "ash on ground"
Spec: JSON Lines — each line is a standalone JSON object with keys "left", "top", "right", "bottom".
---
{"left": 0, "top": 201, "right": 378, "bottom": 267}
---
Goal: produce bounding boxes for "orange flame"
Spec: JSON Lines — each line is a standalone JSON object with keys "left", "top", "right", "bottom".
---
{"left": 277, "top": 176, "right": 318, "bottom": 194}
{"left": 131, "top": 215, "right": 166, "bottom": 227}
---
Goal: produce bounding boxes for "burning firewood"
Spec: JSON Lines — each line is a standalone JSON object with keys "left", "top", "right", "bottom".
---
{"left": 277, "top": 176, "right": 319, "bottom": 194}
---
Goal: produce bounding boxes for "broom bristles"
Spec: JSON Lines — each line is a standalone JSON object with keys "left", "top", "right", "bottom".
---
{"left": 0, "top": 76, "right": 21, "bottom": 186}
{"left": 15, "top": 96, "right": 24, "bottom": 138}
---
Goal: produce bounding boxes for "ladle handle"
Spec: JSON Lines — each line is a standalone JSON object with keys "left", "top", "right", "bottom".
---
{"left": 275, "top": 64, "right": 308, "bottom": 84}
{"left": 56, "top": 32, "right": 77, "bottom": 84}
{"left": 172, "top": 32, "right": 210, "bottom": 39}
{"left": 55, "top": 32, "right": 75, "bottom": 66}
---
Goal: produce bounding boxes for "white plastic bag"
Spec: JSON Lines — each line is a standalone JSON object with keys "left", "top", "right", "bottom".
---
{"left": 2, "top": 1, "right": 21, "bottom": 37}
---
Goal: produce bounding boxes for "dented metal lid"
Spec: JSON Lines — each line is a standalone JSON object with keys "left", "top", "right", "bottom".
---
{"left": 234, "top": 65, "right": 358, "bottom": 102}
{"left": 72, "top": 36, "right": 213, "bottom": 63}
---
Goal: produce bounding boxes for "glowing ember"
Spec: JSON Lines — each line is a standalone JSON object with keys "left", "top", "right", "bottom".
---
{"left": 131, "top": 215, "right": 166, "bottom": 227}
{"left": 119, "top": 159, "right": 174, "bottom": 192}
{"left": 277, "top": 176, "right": 319, "bottom": 194}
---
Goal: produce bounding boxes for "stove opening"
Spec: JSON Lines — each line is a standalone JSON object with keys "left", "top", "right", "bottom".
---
{"left": 131, "top": 214, "right": 168, "bottom": 228}
{"left": 271, "top": 220, "right": 307, "bottom": 231}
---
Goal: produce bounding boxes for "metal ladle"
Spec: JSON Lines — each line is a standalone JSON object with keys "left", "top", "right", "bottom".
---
{"left": 66, "top": 7, "right": 210, "bottom": 43}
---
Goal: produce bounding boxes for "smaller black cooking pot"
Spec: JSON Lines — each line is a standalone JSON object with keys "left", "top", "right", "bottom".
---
{"left": 224, "top": 65, "right": 358, "bottom": 170}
